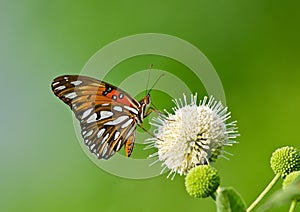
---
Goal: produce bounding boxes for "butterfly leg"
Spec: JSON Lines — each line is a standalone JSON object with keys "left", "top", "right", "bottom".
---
{"left": 144, "top": 106, "right": 164, "bottom": 118}
{"left": 137, "top": 123, "right": 163, "bottom": 141}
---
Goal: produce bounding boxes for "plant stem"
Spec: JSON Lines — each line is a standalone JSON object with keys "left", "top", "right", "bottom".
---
{"left": 247, "top": 173, "right": 281, "bottom": 212}
{"left": 289, "top": 200, "right": 297, "bottom": 212}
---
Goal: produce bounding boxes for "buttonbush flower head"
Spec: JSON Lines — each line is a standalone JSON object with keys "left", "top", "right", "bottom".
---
{"left": 185, "top": 165, "right": 220, "bottom": 198}
{"left": 270, "top": 146, "right": 300, "bottom": 178}
{"left": 146, "top": 94, "right": 238, "bottom": 179}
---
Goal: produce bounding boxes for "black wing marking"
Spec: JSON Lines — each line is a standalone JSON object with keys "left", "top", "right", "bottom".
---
{"left": 51, "top": 75, "right": 140, "bottom": 159}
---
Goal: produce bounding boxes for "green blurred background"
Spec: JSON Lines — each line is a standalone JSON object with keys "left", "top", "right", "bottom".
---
{"left": 1, "top": 0, "right": 300, "bottom": 211}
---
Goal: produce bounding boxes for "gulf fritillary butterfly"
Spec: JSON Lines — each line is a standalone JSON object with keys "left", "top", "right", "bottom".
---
{"left": 51, "top": 75, "right": 152, "bottom": 160}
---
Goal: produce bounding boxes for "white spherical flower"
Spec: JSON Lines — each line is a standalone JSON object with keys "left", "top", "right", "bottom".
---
{"left": 146, "top": 94, "right": 239, "bottom": 179}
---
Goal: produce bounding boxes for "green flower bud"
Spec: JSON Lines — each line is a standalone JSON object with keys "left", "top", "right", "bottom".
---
{"left": 185, "top": 165, "right": 220, "bottom": 198}
{"left": 270, "top": 146, "right": 300, "bottom": 178}
{"left": 283, "top": 171, "right": 300, "bottom": 188}
{"left": 283, "top": 171, "right": 300, "bottom": 202}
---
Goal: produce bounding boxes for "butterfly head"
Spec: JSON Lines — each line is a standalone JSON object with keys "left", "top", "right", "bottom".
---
{"left": 141, "top": 93, "right": 151, "bottom": 105}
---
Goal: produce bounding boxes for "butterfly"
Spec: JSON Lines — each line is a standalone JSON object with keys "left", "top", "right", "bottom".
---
{"left": 51, "top": 75, "right": 153, "bottom": 160}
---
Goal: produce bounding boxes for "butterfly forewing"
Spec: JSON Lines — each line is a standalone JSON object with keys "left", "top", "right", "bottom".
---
{"left": 51, "top": 75, "right": 143, "bottom": 159}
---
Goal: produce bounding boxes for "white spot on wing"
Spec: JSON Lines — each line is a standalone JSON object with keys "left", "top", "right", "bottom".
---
{"left": 101, "top": 103, "right": 110, "bottom": 106}
{"left": 87, "top": 113, "right": 97, "bottom": 123}
{"left": 84, "top": 130, "right": 93, "bottom": 138}
{"left": 121, "top": 119, "right": 133, "bottom": 128}
{"left": 54, "top": 85, "right": 66, "bottom": 91}
{"left": 101, "top": 133, "right": 110, "bottom": 144}
{"left": 124, "top": 105, "right": 138, "bottom": 114}
{"left": 52, "top": 81, "right": 60, "bottom": 86}
{"left": 124, "top": 124, "right": 136, "bottom": 140}
{"left": 113, "top": 106, "right": 123, "bottom": 112}
{"left": 114, "top": 131, "right": 120, "bottom": 140}
{"left": 102, "top": 143, "right": 108, "bottom": 155}
{"left": 90, "top": 144, "right": 95, "bottom": 150}
{"left": 100, "top": 111, "right": 113, "bottom": 120}
{"left": 70, "top": 80, "right": 82, "bottom": 86}
{"left": 97, "top": 128, "right": 106, "bottom": 138}
{"left": 116, "top": 140, "right": 122, "bottom": 151}
{"left": 65, "top": 92, "right": 77, "bottom": 99}
{"left": 82, "top": 108, "right": 93, "bottom": 119}
{"left": 104, "top": 116, "right": 129, "bottom": 125}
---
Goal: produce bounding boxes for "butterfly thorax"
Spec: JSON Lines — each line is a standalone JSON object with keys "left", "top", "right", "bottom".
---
{"left": 137, "top": 94, "right": 151, "bottom": 124}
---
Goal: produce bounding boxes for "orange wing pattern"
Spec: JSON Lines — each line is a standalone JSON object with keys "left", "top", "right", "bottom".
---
{"left": 51, "top": 75, "right": 141, "bottom": 159}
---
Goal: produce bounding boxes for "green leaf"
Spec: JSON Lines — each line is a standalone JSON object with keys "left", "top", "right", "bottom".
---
{"left": 216, "top": 187, "right": 246, "bottom": 212}
{"left": 258, "top": 176, "right": 300, "bottom": 211}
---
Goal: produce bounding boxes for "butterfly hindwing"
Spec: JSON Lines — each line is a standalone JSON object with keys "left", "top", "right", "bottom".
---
{"left": 51, "top": 75, "right": 141, "bottom": 159}
{"left": 124, "top": 130, "right": 136, "bottom": 157}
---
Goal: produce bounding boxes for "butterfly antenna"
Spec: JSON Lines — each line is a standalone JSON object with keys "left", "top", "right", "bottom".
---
{"left": 148, "top": 73, "right": 165, "bottom": 94}
{"left": 145, "top": 64, "right": 153, "bottom": 95}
